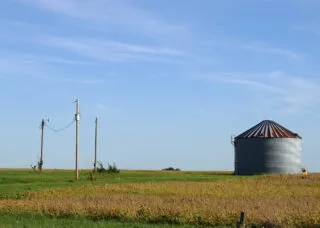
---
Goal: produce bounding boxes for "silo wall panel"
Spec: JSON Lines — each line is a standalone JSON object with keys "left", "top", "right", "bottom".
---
{"left": 234, "top": 138, "right": 301, "bottom": 175}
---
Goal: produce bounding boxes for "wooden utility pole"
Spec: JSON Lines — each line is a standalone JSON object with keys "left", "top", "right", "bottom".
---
{"left": 40, "top": 119, "right": 45, "bottom": 172}
{"left": 75, "top": 99, "right": 80, "bottom": 180}
{"left": 94, "top": 117, "right": 98, "bottom": 172}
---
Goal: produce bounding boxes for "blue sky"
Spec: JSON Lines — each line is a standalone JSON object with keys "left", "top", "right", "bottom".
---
{"left": 1, "top": 0, "right": 320, "bottom": 171}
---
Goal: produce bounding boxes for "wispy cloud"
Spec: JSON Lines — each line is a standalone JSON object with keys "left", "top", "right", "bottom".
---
{"left": 208, "top": 38, "right": 303, "bottom": 60}
{"left": 0, "top": 52, "right": 53, "bottom": 80}
{"left": 0, "top": 18, "right": 214, "bottom": 83}
{"left": 0, "top": 19, "right": 190, "bottom": 64}
{"left": 243, "top": 43, "right": 303, "bottom": 60}
{"left": 197, "top": 72, "right": 280, "bottom": 93}
{"left": 97, "top": 103, "right": 119, "bottom": 114}
{"left": 31, "top": 35, "right": 188, "bottom": 63}
{"left": 15, "top": 0, "right": 189, "bottom": 39}
{"left": 292, "top": 23, "right": 320, "bottom": 35}
{"left": 63, "top": 78, "right": 105, "bottom": 84}
{"left": 36, "top": 36, "right": 186, "bottom": 61}
{"left": 0, "top": 52, "right": 104, "bottom": 83}
{"left": 200, "top": 71, "right": 320, "bottom": 115}
{"left": 40, "top": 56, "right": 98, "bottom": 66}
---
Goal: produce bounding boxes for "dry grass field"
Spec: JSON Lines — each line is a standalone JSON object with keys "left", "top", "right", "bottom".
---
{"left": 1, "top": 170, "right": 319, "bottom": 227}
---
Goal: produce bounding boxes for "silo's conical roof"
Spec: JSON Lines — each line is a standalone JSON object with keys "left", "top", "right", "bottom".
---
{"left": 235, "top": 120, "right": 301, "bottom": 139}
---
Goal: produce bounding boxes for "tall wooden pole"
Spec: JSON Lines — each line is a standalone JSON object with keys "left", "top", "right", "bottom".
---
{"left": 75, "top": 99, "right": 80, "bottom": 180}
{"left": 94, "top": 117, "right": 98, "bottom": 172}
{"left": 40, "top": 119, "right": 45, "bottom": 172}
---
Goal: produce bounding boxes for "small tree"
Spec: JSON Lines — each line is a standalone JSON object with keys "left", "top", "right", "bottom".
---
{"left": 96, "top": 161, "right": 106, "bottom": 173}
{"left": 96, "top": 161, "right": 120, "bottom": 173}
{"left": 162, "top": 167, "right": 181, "bottom": 171}
{"left": 107, "top": 162, "right": 120, "bottom": 173}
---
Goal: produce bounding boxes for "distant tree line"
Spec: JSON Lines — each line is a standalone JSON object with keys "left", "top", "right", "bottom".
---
{"left": 162, "top": 167, "right": 181, "bottom": 171}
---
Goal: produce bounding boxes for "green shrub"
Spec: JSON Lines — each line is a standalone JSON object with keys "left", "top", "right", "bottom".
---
{"left": 31, "top": 158, "right": 43, "bottom": 172}
{"left": 96, "top": 161, "right": 106, "bottom": 173}
{"left": 96, "top": 161, "right": 120, "bottom": 173}
{"left": 162, "top": 167, "right": 181, "bottom": 171}
{"left": 107, "top": 162, "right": 120, "bottom": 173}
{"left": 30, "top": 165, "right": 37, "bottom": 172}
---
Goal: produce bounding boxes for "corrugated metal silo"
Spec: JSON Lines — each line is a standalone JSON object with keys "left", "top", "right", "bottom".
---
{"left": 234, "top": 120, "right": 302, "bottom": 175}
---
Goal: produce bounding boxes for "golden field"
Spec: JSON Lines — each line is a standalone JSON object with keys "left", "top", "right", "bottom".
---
{"left": 1, "top": 173, "right": 320, "bottom": 227}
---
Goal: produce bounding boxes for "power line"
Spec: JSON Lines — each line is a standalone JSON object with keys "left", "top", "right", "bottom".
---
{"left": 45, "top": 120, "right": 75, "bottom": 132}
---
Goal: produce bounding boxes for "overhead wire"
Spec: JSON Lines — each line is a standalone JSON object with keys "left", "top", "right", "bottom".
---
{"left": 45, "top": 119, "right": 75, "bottom": 132}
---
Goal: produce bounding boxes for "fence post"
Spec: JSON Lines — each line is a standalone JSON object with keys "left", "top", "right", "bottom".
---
{"left": 236, "top": 211, "right": 245, "bottom": 228}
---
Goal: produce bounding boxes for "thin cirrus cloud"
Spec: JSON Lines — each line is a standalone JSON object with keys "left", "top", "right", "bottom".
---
{"left": 0, "top": 52, "right": 55, "bottom": 80}
{"left": 209, "top": 38, "right": 303, "bottom": 60}
{"left": 0, "top": 19, "right": 188, "bottom": 64}
{"left": 199, "top": 71, "right": 320, "bottom": 115}
{"left": 15, "top": 0, "right": 189, "bottom": 39}
{"left": 62, "top": 78, "right": 106, "bottom": 85}
{"left": 29, "top": 35, "right": 189, "bottom": 63}
{"left": 97, "top": 103, "right": 118, "bottom": 112}
{"left": 96, "top": 104, "right": 119, "bottom": 116}
{"left": 292, "top": 23, "right": 320, "bottom": 35}
{"left": 0, "top": 52, "right": 104, "bottom": 83}
{"left": 242, "top": 43, "right": 303, "bottom": 60}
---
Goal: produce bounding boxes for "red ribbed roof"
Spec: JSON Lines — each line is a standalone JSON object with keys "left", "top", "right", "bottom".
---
{"left": 235, "top": 120, "right": 301, "bottom": 139}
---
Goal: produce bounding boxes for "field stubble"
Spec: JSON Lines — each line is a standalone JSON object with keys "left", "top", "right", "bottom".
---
{"left": 1, "top": 173, "right": 320, "bottom": 227}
